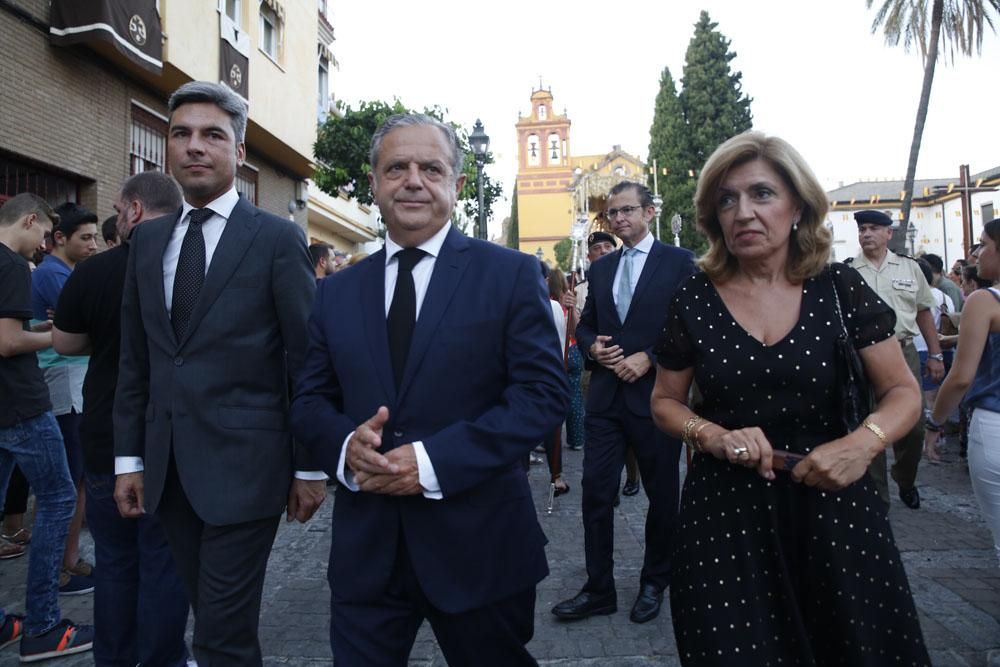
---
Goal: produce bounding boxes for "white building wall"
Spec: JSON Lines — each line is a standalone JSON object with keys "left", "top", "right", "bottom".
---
{"left": 826, "top": 191, "right": 1000, "bottom": 264}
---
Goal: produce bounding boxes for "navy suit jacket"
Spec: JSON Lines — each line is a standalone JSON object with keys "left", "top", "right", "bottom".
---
{"left": 114, "top": 196, "right": 317, "bottom": 525}
{"left": 290, "top": 227, "right": 569, "bottom": 614}
{"left": 576, "top": 238, "right": 695, "bottom": 417}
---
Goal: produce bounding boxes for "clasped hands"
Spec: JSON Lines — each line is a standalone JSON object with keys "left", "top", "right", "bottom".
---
{"left": 590, "top": 335, "right": 650, "bottom": 383}
{"left": 346, "top": 406, "right": 423, "bottom": 496}
{"left": 700, "top": 426, "right": 871, "bottom": 491}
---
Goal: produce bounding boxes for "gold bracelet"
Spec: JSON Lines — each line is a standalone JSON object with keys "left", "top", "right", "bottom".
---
{"left": 861, "top": 418, "right": 887, "bottom": 445}
{"left": 692, "top": 420, "right": 712, "bottom": 453}
{"left": 681, "top": 416, "right": 703, "bottom": 448}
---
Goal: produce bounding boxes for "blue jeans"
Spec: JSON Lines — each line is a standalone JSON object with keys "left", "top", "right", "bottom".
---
{"left": 86, "top": 473, "right": 190, "bottom": 667}
{"left": 0, "top": 412, "right": 75, "bottom": 636}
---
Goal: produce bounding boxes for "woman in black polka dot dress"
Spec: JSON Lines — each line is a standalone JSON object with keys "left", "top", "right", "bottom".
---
{"left": 651, "top": 132, "right": 930, "bottom": 666}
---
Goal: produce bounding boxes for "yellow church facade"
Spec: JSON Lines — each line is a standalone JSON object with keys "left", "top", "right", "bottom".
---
{"left": 515, "top": 86, "right": 647, "bottom": 264}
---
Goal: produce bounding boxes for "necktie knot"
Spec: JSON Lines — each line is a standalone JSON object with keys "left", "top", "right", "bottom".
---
{"left": 188, "top": 208, "right": 214, "bottom": 226}
{"left": 395, "top": 247, "right": 426, "bottom": 273}
{"left": 623, "top": 247, "right": 638, "bottom": 259}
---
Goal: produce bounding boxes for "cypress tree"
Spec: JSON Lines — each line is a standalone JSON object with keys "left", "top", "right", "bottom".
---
{"left": 681, "top": 11, "right": 753, "bottom": 164}
{"left": 648, "top": 11, "right": 753, "bottom": 254}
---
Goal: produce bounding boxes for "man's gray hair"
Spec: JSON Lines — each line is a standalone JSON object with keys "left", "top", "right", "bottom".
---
{"left": 121, "top": 171, "right": 183, "bottom": 215}
{"left": 168, "top": 81, "right": 248, "bottom": 143}
{"left": 369, "top": 114, "right": 465, "bottom": 179}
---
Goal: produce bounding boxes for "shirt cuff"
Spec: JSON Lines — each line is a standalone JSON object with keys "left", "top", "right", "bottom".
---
{"left": 294, "top": 470, "right": 329, "bottom": 481}
{"left": 336, "top": 431, "right": 359, "bottom": 491}
{"left": 412, "top": 441, "right": 442, "bottom": 500}
{"left": 115, "top": 456, "right": 144, "bottom": 475}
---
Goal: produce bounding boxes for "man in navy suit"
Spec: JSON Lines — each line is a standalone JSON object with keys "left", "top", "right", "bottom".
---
{"left": 553, "top": 181, "right": 695, "bottom": 624}
{"left": 290, "top": 114, "right": 568, "bottom": 666}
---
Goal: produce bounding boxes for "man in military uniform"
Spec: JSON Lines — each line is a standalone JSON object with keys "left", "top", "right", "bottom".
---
{"left": 853, "top": 209, "right": 944, "bottom": 509}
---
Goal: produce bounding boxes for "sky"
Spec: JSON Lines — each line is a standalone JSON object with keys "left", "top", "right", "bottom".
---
{"left": 329, "top": 0, "right": 999, "bottom": 237}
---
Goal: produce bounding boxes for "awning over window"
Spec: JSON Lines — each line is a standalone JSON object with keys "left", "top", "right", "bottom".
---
{"left": 49, "top": 0, "right": 163, "bottom": 73}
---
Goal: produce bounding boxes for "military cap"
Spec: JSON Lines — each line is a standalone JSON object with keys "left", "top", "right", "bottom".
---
{"left": 587, "top": 231, "right": 617, "bottom": 248}
{"left": 854, "top": 210, "right": 893, "bottom": 227}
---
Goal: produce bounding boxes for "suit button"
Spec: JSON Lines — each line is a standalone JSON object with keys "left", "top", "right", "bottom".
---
{"left": 174, "top": 357, "right": 183, "bottom": 366}
{"left": 393, "top": 430, "right": 403, "bottom": 437}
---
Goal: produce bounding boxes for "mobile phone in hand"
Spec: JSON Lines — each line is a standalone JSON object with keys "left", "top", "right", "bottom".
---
{"left": 771, "top": 449, "right": 805, "bottom": 472}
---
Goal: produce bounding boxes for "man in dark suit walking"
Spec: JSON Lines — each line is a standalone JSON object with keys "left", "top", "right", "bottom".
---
{"left": 553, "top": 181, "right": 695, "bottom": 624}
{"left": 113, "top": 82, "right": 326, "bottom": 666}
{"left": 290, "top": 113, "right": 568, "bottom": 666}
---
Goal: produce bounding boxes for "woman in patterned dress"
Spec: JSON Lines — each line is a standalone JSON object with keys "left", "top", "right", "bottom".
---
{"left": 650, "top": 131, "right": 930, "bottom": 666}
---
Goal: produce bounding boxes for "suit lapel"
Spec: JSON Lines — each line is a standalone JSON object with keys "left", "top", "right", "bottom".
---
{"left": 360, "top": 250, "right": 397, "bottom": 402}
{"left": 627, "top": 240, "right": 664, "bottom": 319}
{"left": 396, "top": 228, "right": 470, "bottom": 404}
{"left": 603, "top": 251, "right": 623, "bottom": 325}
{"left": 177, "top": 197, "right": 260, "bottom": 348}
{"left": 148, "top": 210, "right": 181, "bottom": 343}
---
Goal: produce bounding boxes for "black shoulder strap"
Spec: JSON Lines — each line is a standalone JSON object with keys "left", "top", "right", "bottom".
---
{"left": 825, "top": 267, "right": 850, "bottom": 338}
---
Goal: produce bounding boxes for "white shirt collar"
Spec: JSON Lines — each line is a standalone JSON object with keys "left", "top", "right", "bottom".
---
{"left": 624, "top": 231, "right": 655, "bottom": 255}
{"left": 179, "top": 186, "right": 240, "bottom": 225}
{"left": 384, "top": 222, "right": 452, "bottom": 264}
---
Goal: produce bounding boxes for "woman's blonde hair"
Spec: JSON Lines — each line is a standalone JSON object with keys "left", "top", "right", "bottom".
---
{"left": 547, "top": 265, "right": 567, "bottom": 301}
{"left": 695, "top": 131, "right": 831, "bottom": 284}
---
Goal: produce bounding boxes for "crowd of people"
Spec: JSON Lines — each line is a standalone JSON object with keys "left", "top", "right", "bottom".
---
{"left": 0, "top": 79, "right": 997, "bottom": 667}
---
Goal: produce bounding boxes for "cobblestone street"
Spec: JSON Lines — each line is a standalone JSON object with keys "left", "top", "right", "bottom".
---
{"left": 2, "top": 437, "right": 998, "bottom": 666}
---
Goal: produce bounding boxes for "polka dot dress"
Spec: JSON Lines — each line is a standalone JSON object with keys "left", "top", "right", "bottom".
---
{"left": 656, "top": 267, "right": 930, "bottom": 667}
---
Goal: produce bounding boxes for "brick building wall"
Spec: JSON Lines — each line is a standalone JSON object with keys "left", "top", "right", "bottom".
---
{"left": 0, "top": 1, "right": 309, "bottom": 232}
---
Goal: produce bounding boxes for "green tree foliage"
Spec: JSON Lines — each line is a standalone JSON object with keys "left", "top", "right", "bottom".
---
{"left": 507, "top": 187, "right": 520, "bottom": 249}
{"left": 867, "top": 0, "right": 1000, "bottom": 252}
{"left": 647, "top": 11, "right": 753, "bottom": 256}
{"left": 314, "top": 100, "right": 504, "bottom": 231}
{"left": 681, "top": 11, "right": 753, "bottom": 164}
{"left": 552, "top": 237, "right": 573, "bottom": 272}
{"left": 647, "top": 67, "right": 699, "bottom": 252}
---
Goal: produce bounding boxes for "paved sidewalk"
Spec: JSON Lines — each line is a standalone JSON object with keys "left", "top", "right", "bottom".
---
{"left": 1, "top": 437, "right": 997, "bottom": 666}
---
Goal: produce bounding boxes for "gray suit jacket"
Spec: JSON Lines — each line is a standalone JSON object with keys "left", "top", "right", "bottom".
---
{"left": 114, "top": 196, "right": 316, "bottom": 525}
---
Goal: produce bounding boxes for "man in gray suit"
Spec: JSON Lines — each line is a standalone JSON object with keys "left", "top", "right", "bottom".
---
{"left": 113, "top": 81, "right": 326, "bottom": 666}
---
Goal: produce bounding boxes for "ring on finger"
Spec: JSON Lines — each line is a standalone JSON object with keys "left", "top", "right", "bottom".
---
{"left": 732, "top": 446, "right": 748, "bottom": 458}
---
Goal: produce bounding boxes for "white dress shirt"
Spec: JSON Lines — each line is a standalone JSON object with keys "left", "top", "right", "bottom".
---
{"left": 611, "top": 231, "right": 654, "bottom": 311}
{"left": 162, "top": 187, "right": 240, "bottom": 316}
{"left": 116, "top": 187, "right": 326, "bottom": 481}
{"left": 335, "top": 222, "right": 453, "bottom": 500}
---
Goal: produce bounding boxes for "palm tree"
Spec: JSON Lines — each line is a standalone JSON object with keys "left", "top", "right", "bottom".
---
{"left": 867, "top": 0, "right": 1000, "bottom": 252}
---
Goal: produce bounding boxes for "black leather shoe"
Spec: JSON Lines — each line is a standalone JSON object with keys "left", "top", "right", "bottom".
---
{"left": 899, "top": 486, "right": 921, "bottom": 509}
{"left": 552, "top": 591, "right": 617, "bottom": 620}
{"left": 622, "top": 479, "right": 640, "bottom": 497}
{"left": 629, "top": 584, "right": 663, "bottom": 624}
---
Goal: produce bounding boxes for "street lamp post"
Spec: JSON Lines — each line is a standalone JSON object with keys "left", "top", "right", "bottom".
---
{"left": 652, "top": 193, "right": 663, "bottom": 241}
{"left": 469, "top": 119, "right": 490, "bottom": 241}
{"left": 671, "top": 213, "right": 682, "bottom": 248}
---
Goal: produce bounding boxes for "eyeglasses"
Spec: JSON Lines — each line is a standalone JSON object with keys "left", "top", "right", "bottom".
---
{"left": 605, "top": 205, "right": 643, "bottom": 219}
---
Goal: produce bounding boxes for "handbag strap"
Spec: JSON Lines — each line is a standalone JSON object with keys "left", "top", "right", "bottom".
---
{"left": 827, "top": 268, "right": 850, "bottom": 339}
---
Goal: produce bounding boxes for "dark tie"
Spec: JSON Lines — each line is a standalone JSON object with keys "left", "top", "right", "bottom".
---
{"left": 171, "top": 208, "right": 214, "bottom": 339}
{"left": 387, "top": 247, "right": 426, "bottom": 388}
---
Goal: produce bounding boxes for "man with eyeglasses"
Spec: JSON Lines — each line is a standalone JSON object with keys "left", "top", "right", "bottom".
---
{"left": 553, "top": 181, "right": 695, "bottom": 625}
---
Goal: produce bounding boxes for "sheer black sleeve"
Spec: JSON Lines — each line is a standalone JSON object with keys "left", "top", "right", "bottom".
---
{"left": 655, "top": 277, "right": 697, "bottom": 370}
{"left": 830, "top": 264, "right": 896, "bottom": 350}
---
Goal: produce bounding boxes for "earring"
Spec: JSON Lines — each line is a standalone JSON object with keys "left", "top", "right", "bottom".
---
{"left": 792, "top": 218, "right": 800, "bottom": 232}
